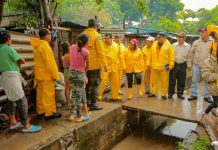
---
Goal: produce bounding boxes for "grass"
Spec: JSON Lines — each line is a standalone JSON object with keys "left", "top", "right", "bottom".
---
{"left": 192, "top": 136, "right": 212, "bottom": 150}
{"left": 177, "top": 136, "right": 213, "bottom": 150}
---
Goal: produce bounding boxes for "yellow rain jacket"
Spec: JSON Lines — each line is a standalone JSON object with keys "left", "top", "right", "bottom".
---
{"left": 103, "top": 42, "right": 119, "bottom": 72}
{"left": 30, "top": 38, "right": 60, "bottom": 81}
{"left": 30, "top": 38, "right": 59, "bottom": 116}
{"left": 142, "top": 45, "right": 152, "bottom": 69}
{"left": 99, "top": 42, "right": 119, "bottom": 99}
{"left": 83, "top": 28, "right": 107, "bottom": 70}
{"left": 207, "top": 25, "right": 218, "bottom": 59}
{"left": 117, "top": 43, "right": 126, "bottom": 70}
{"left": 148, "top": 40, "right": 175, "bottom": 70}
{"left": 125, "top": 47, "right": 144, "bottom": 73}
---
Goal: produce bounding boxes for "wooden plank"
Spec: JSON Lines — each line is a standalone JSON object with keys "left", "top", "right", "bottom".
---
{"left": 53, "top": 26, "right": 72, "bottom": 32}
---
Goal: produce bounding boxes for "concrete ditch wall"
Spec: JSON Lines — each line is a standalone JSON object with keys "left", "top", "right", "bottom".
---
{"left": 39, "top": 108, "right": 129, "bottom": 150}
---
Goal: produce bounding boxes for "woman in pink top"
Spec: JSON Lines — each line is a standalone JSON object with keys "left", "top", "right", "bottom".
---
{"left": 68, "top": 33, "right": 90, "bottom": 122}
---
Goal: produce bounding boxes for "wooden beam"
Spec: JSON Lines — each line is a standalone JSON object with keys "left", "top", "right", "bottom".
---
{"left": 0, "top": 0, "right": 4, "bottom": 25}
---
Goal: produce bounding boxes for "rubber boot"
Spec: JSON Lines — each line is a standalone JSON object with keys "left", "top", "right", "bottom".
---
{"left": 98, "top": 95, "right": 103, "bottom": 101}
{"left": 137, "top": 85, "right": 143, "bottom": 96}
{"left": 128, "top": 88, "right": 133, "bottom": 100}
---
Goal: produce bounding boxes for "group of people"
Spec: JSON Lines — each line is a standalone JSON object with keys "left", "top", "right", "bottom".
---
{"left": 0, "top": 18, "right": 218, "bottom": 134}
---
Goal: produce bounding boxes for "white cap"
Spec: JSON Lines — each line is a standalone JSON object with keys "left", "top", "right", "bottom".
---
{"left": 146, "top": 36, "right": 155, "bottom": 42}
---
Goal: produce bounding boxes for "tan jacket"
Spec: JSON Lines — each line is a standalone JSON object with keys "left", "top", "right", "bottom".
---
{"left": 202, "top": 56, "right": 218, "bottom": 96}
{"left": 188, "top": 38, "right": 212, "bottom": 68}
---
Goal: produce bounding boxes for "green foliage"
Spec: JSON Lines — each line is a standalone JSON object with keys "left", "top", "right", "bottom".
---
{"left": 3, "top": 0, "right": 218, "bottom": 33}
{"left": 150, "top": 17, "right": 182, "bottom": 32}
{"left": 181, "top": 5, "right": 218, "bottom": 34}
{"left": 176, "top": 136, "right": 212, "bottom": 150}
{"left": 117, "top": 0, "right": 142, "bottom": 22}
{"left": 176, "top": 141, "right": 185, "bottom": 150}
{"left": 192, "top": 136, "right": 212, "bottom": 150}
{"left": 147, "top": 0, "right": 184, "bottom": 22}
{"left": 56, "top": 0, "right": 124, "bottom": 26}
{"left": 3, "top": 0, "right": 40, "bottom": 28}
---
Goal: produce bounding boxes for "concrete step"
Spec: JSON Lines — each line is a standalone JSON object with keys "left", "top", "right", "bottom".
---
{"left": 0, "top": 102, "right": 129, "bottom": 150}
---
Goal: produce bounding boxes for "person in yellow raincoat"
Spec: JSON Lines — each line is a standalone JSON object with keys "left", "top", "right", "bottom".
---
{"left": 83, "top": 19, "right": 107, "bottom": 110}
{"left": 208, "top": 25, "right": 218, "bottom": 61}
{"left": 125, "top": 39, "right": 144, "bottom": 100}
{"left": 98, "top": 33, "right": 121, "bottom": 100}
{"left": 114, "top": 35, "right": 126, "bottom": 95}
{"left": 142, "top": 36, "right": 155, "bottom": 94}
{"left": 148, "top": 32, "right": 175, "bottom": 100}
{"left": 30, "top": 28, "right": 61, "bottom": 120}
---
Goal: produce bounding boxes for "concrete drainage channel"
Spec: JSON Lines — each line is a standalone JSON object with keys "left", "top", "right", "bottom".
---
{"left": 111, "top": 110, "right": 217, "bottom": 150}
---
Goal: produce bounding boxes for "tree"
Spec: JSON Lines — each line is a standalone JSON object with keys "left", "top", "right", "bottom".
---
{"left": 152, "top": 17, "right": 181, "bottom": 32}
{"left": 57, "top": 0, "right": 124, "bottom": 26}
{"left": 117, "top": 0, "right": 142, "bottom": 22}
{"left": 3, "top": 0, "right": 42, "bottom": 28}
{"left": 182, "top": 6, "right": 218, "bottom": 34}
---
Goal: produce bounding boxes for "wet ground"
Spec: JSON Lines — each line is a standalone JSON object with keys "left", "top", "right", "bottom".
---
{"left": 0, "top": 82, "right": 214, "bottom": 150}
{"left": 109, "top": 82, "right": 213, "bottom": 150}
{"left": 104, "top": 82, "right": 209, "bottom": 123}
{"left": 0, "top": 102, "right": 121, "bottom": 150}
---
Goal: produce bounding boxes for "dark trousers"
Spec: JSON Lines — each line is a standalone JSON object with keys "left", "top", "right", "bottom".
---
{"left": 6, "top": 96, "right": 29, "bottom": 126}
{"left": 86, "top": 69, "right": 100, "bottom": 105}
{"left": 205, "top": 96, "right": 218, "bottom": 114}
{"left": 168, "top": 62, "right": 187, "bottom": 95}
{"left": 126, "top": 72, "right": 142, "bottom": 88}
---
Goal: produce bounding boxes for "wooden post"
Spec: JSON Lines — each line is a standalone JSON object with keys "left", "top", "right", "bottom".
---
{"left": 41, "top": 0, "right": 52, "bottom": 29}
{"left": 0, "top": 0, "right": 4, "bottom": 25}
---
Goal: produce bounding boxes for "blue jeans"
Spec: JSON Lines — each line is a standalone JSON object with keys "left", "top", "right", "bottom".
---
{"left": 191, "top": 65, "right": 210, "bottom": 98}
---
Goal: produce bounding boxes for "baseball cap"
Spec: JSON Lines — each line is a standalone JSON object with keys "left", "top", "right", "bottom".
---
{"left": 177, "top": 32, "right": 186, "bottom": 37}
{"left": 198, "top": 28, "right": 207, "bottom": 32}
{"left": 146, "top": 36, "right": 155, "bottom": 42}
{"left": 157, "top": 32, "right": 166, "bottom": 38}
{"left": 130, "top": 39, "right": 138, "bottom": 45}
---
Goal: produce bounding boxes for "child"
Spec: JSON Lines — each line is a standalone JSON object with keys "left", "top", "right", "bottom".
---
{"left": 68, "top": 33, "right": 90, "bottom": 122}
{"left": 61, "top": 42, "right": 71, "bottom": 109}
{"left": 81, "top": 76, "right": 89, "bottom": 120}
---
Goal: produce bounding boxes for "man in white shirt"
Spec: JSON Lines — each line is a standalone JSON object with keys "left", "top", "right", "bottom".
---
{"left": 168, "top": 32, "right": 190, "bottom": 99}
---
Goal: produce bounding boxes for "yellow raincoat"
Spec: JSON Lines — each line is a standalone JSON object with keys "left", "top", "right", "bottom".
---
{"left": 142, "top": 45, "right": 152, "bottom": 92}
{"left": 99, "top": 42, "right": 120, "bottom": 99}
{"left": 149, "top": 40, "right": 175, "bottom": 96}
{"left": 83, "top": 28, "right": 107, "bottom": 70}
{"left": 125, "top": 47, "right": 144, "bottom": 73}
{"left": 117, "top": 43, "right": 126, "bottom": 91}
{"left": 207, "top": 25, "right": 218, "bottom": 86}
{"left": 207, "top": 25, "right": 218, "bottom": 61}
{"left": 30, "top": 38, "right": 59, "bottom": 116}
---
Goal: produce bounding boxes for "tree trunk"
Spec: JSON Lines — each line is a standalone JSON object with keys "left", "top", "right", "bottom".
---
{"left": 0, "top": 0, "right": 4, "bottom": 25}
{"left": 41, "top": 0, "right": 52, "bottom": 29}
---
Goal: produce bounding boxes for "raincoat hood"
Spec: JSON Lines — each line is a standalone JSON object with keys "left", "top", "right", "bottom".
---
{"left": 207, "top": 25, "right": 218, "bottom": 40}
{"left": 30, "top": 38, "right": 48, "bottom": 48}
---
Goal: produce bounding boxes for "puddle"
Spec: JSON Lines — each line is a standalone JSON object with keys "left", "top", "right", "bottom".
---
{"left": 161, "top": 119, "right": 197, "bottom": 139}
